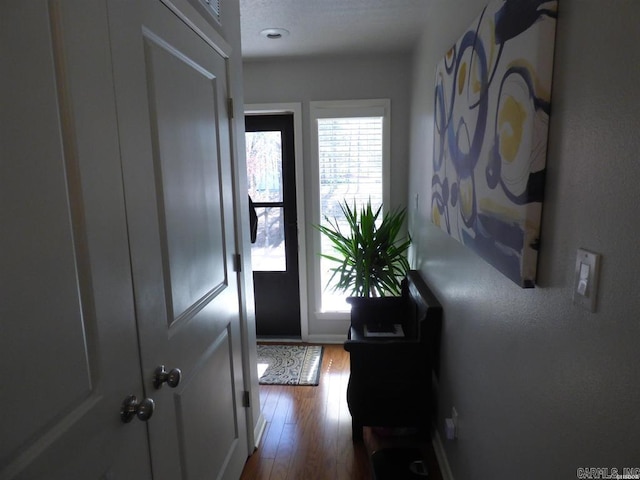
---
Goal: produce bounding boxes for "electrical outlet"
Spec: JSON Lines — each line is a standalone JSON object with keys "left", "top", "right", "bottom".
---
{"left": 451, "top": 407, "right": 458, "bottom": 438}
{"left": 445, "top": 418, "right": 455, "bottom": 440}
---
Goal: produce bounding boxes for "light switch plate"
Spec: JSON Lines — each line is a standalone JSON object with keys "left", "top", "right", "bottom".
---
{"left": 573, "top": 248, "right": 601, "bottom": 312}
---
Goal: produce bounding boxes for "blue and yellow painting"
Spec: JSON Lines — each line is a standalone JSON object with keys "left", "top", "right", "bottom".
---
{"left": 432, "top": 0, "right": 557, "bottom": 287}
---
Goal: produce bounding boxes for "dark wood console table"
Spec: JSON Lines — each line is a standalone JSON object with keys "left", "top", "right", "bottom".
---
{"left": 343, "top": 271, "right": 442, "bottom": 442}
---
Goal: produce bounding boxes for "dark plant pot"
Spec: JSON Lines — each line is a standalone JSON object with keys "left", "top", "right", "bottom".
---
{"left": 346, "top": 296, "right": 405, "bottom": 326}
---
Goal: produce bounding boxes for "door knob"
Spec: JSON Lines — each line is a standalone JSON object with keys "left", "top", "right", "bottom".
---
{"left": 120, "top": 395, "right": 155, "bottom": 423}
{"left": 153, "top": 365, "right": 182, "bottom": 389}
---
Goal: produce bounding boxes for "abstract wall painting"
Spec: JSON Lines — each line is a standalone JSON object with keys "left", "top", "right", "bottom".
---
{"left": 432, "top": 0, "right": 558, "bottom": 287}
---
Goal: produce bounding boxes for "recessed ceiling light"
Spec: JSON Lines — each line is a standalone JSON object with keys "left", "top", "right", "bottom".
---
{"left": 260, "top": 28, "right": 289, "bottom": 40}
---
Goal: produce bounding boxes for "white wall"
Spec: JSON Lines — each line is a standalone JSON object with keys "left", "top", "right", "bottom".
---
{"left": 408, "top": 1, "right": 640, "bottom": 478}
{"left": 244, "top": 54, "right": 412, "bottom": 338}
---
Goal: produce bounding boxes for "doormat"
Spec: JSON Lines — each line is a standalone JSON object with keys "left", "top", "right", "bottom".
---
{"left": 257, "top": 344, "right": 323, "bottom": 386}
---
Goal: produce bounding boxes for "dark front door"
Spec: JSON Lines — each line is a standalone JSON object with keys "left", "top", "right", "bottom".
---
{"left": 245, "top": 114, "right": 301, "bottom": 337}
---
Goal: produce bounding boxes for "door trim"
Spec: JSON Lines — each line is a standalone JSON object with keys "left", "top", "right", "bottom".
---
{"left": 244, "top": 103, "right": 308, "bottom": 341}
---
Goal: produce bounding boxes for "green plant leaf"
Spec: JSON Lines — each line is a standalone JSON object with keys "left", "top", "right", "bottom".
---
{"left": 314, "top": 198, "right": 411, "bottom": 297}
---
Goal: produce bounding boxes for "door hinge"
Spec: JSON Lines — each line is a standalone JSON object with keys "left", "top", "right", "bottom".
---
{"left": 233, "top": 253, "right": 242, "bottom": 272}
{"left": 242, "top": 390, "right": 250, "bottom": 408}
{"left": 227, "top": 97, "right": 234, "bottom": 119}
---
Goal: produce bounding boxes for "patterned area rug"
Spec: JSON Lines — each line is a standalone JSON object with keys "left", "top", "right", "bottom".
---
{"left": 257, "top": 344, "right": 324, "bottom": 386}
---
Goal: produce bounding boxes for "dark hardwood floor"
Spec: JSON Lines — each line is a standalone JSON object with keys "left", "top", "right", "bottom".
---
{"left": 239, "top": 344, "right": 442, "bottom": 480}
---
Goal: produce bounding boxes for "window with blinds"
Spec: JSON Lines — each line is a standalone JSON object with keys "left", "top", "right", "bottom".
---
{"left": 311, "top": 99, "right": 390, "bottom": 313}
{"left": 318, "top": 117, "right": 384, "bottom": 221}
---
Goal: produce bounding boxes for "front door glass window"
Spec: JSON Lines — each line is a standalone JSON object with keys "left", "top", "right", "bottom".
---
{"left": 246, "top": 131, "right": 286, "bottom": 271}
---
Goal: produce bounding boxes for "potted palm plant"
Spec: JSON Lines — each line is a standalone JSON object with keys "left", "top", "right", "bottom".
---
{"left": 316, "top": 199, "right": 411, "bottom": 298}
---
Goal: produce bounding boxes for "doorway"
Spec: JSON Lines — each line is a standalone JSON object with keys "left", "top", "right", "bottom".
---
{"left": 245, "top": 114, "right": 301, "bottom": 337}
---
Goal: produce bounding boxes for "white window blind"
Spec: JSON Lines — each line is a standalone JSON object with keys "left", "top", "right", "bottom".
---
{"left": 318, "top": 116, "right": 384, "bottom": 223}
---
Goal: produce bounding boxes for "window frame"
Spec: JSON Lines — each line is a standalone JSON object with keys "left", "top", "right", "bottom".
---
{"left": 309, "top": 99, "right": 391, "bottom": 317}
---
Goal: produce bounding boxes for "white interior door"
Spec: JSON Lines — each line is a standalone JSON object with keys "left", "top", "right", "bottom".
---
{"left": 1, "top": 2, "right": 151, "bottom": 479}
{"left": 107, "top": 1, "right": 248, "bottom": 479}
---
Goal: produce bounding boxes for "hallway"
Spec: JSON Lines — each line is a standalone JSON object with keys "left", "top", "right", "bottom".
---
{"left": 240, "top": 344, "right": 370, "bottom": 479}
{"left": 240, "top": 344, "right": 442, "bottom": 479}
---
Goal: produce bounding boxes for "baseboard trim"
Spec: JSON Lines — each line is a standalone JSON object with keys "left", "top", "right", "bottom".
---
{"left": 432, "top": 429, "right": 455, "bottom": 480}
{"left": 306, "top": 334, "right": 346, "bottom": 344}
{"left": 256, "top": 337, "right": 302, "bottom": 343}
{"left": 252, "top": 413, "right": 267, "bottom": 451}
{"left": 255, "top": 334, "right": 346, "bottom": 345}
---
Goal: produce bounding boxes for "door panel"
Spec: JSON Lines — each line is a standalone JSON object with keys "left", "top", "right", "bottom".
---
{"left": 175, "top": 330, "right": 237, "bottom": 479}
{"left": 108, "top": 1, "right": 247, "bottom": 478}
{"left": 1, "top": 2, "right": 150, "bottom": 479}
{"left": 245, "top": 114, "right": 301, "bottom": 337}
{"left": 145, "top": 33, "right": 226, "bottom": 321}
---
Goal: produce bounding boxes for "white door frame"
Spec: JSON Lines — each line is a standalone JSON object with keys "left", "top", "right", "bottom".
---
{"left": 244, "top": 103, "right": 309, "bottom": 341}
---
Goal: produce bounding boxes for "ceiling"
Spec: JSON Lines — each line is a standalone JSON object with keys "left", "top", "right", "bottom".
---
{"left": 239, "top": 0, "right": 432, "bottom": 60}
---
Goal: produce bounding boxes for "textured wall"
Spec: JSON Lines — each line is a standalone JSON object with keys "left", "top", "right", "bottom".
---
{"left": 408, "top": 1, "right": 640, "bottom": 478}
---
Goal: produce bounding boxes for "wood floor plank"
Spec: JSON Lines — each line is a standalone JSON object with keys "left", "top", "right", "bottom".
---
{"left": 240, "top": 344, "right": 441, "bottom": 480}
{"left": 269, "top": 423, "right": 297, "bottom": 480}
{"left": 240, "top": 454, "right": 274, "bottom": 480}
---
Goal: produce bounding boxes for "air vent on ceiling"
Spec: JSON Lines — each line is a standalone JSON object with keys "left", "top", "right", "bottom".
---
{"left": 201, "top": 0, "right": 220, "bottom": 23}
